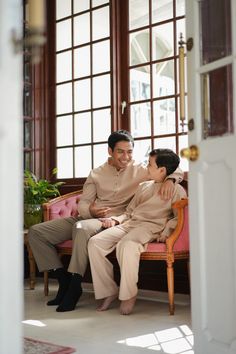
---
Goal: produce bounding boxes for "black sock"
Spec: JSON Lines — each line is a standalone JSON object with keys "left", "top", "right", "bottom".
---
{"left": 56, "top": 273, "right": 83, "bottom": 312}
{"left": 47, "top": 268, "right": 71, "bottom": 306}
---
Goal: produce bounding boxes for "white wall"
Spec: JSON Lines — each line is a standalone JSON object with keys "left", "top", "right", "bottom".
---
{"left": 0, "top": 0, "right": 23, "bottom": 353}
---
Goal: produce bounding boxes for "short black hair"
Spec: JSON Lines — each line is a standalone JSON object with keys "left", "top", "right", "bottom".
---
{"left": 149, "top": 148, "right": 180, "bottom": 176}
{"left": 108, "top": 130, "right": 134, "bottom": 151}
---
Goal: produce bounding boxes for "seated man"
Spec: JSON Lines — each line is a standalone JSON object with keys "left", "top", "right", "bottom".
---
{"left": 29, "top": 131, "right": 183, "bottom": 312}
{"left": 88, "top": 148, "right": 187, "bottom": 315}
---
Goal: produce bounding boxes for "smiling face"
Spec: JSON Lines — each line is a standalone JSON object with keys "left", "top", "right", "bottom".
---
{"left": 108, "top": 141, "right": 133, "bottom": 170}
{"left": 147, "top": 155, "right": 166, "bottom": 182}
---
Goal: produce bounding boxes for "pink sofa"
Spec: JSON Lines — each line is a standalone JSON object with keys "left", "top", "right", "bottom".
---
{"left": 42, "top": 190, "right": 189, "bottom": 315}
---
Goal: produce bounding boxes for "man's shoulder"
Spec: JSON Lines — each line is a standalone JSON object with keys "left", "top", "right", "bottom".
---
{"left": 91, "top": 161, "right": 108, "bottom": 174}
{"left": 138, "top": 180, "right": 154, "bottom": 190}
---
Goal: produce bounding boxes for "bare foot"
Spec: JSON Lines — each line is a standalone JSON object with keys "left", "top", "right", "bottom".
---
{"left": 96, "top": 295, "right": 117, "bottom": 311}
{"left": 120, "top": 296, "right": 137, "bottom": 315}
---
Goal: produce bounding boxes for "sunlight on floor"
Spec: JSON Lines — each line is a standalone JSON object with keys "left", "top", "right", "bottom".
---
{"left": 22, "top": 320, "right": 46, "bottom": 327}
{"left": 117, "top": 324, "right": 194, "bottom": 353}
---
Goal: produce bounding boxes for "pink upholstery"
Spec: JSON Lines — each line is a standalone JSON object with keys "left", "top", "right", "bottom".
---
{"left": 145, "top": 205, "right": 189, "bottom": 253}
{"left": 56, "top": 239, "right": 72, "bottom": 249}
{"left": 173, "top": 205, "right": 189, "bottom": 251}
{"left": 44, "top": 194, "right": 81, "bottom": 220}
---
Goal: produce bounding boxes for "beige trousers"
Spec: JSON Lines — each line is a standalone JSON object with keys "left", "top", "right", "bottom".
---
{"left": 88, "top": 225, "right": 155, "bottom": 300}
{"left": 28, "top": 217, "right": 103, "bottom": 274}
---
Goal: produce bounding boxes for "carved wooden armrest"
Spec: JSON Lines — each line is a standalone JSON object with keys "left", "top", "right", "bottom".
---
{"left": 165, "top": 198, "right": 189, "bottom": 252}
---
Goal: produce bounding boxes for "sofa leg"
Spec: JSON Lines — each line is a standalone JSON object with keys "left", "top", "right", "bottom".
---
{"left": 44, "top": 271, "right": 48, "bottom": 296}
{"left": 167, "top": 260, "right": 175, "bottom": 315}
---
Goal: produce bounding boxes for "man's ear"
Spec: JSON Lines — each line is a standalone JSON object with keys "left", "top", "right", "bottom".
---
{"left": 108, "top": 147, "right": 113, "bottom": 156}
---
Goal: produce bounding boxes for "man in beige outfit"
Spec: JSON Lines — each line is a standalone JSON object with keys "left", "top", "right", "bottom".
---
{"left": 29, "top": 131, "right": 183, "bottom": 312}
{"left": 88, "top": 148, "right": 187, "bottom": 315}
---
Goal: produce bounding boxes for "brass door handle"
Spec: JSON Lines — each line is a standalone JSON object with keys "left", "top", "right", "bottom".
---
{"left": 180, "top": 145, "right": 199, "bottom": 161}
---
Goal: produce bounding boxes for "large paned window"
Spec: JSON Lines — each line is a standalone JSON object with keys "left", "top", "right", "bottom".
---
{"left": 56, "top": 0, "right": 112, "bottom": 179}
{"left": 127, "top": 0, "right": 188, "bottom": 170}
{"left": 52, "top": 0, "right": 188, "bottom": 181}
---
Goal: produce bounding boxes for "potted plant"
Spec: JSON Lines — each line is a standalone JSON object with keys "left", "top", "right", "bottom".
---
{"left": 24, "top": 168, "right": 64, "bottom": 228}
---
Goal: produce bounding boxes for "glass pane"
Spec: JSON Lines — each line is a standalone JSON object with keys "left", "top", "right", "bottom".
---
{"left": 24, "top": 121, "right": 32, "bottom": 148}
{"left": 74, "top": 46, "right": 90, "bottom": 78}
{"left": 152, "top": 23, "right": 173, "bottom": 61}
{"left": 56, "top": 51, "right": 72, "bottom": 82}
{"left": 74, "top": 13, "right": 90, "bottom": 46}
{"left": 24, "top": 87, "right": 32, "bottom": 117}
{"left": 179, "top": 134, "right": 189, "bottom": 171}
{"left": 74, "top": 79, "right": 91, "bottom": 111}
{"left": 57, "top": 148, "right": 73, "bottom": 178}
{"left": 153, "top": 98, "right": 176, "bottom": 135}
{"left": 154, "top": 136, "right": 176, "bottom": 151}
{"left": 56, "top": 83, "right": 72, "bottom": 114}
{"left": 93, "top": 143, "right": 108, "bottom": 167}
{"left": 130, "top": 102, "right": 151, "bottom": 138}
{"left": 75, "top": 146, "right": 91, "bottom": 177}
{"left": 130, "top": 65, "right": 150, "bottom": 102}
{"left": 152, "top": 60, "right": 175, "bottom": 98}
{"left": 201, "top": 65, "right": 233, "bottom": 139}
{"left": 92, "top": 0, "right": 109, "bottom": 7}
{"left": 200, "top": 0, "right": 231, "bottom": 65}
{"left": 129, "top": 0, "right": 149, "bottom": 30}
{"left": 133, "top": 139, "right": 151, "bottom": 164}
{"left": 130, "top": 29, "right": 150, "bottom": 66}
{"left": 93, "top": 74, "right": 110, "bottom": 108}
{"left": 74, "top": 112, "right": 91, "bottom": 144}
{"left": 74, "top": 0, "right": 90, "bottom": 14}
{"left": 56, "top": 20, "right": 71, "bottom": 51}
{"left": 56, "top": 0, "right": 71, "bottom": 19}
{"left": 56, "top": 116, "right": 73, "bottom": 146}
{"left": 176, "top": 0, "right": 185, "bottom": 17}
{"left": 92, "top": 40, "right": 110, "bottom": 74}
{"left": 92, "top": 6, "right": 110, "bottom": 41}
{"left": 24, "top": 61, "right": 31, "bottom": 82}
{"left": 93, "top": 109, "right": 111, "bottom": 142}
{"left": 24, "top": 152, "right": 32, "bottom": 171}
{"left": 152, "top": 0, "right": 173, "bottom": 24}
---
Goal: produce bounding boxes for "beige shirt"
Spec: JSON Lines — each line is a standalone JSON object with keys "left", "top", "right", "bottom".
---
{"left": 112, "top": 180, "right": 187, "bottom": 241}
{"left": 78, "top": 159, "right": 184, "bottom": 219}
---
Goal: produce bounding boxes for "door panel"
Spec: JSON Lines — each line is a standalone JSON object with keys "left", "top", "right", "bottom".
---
{"left": 186, "top": 1, "right": 236, "bottom": 353}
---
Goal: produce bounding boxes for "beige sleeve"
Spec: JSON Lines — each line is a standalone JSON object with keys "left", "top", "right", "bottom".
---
{"left": 78, "top": 173, "right": 97, "bottom": 219}
{"left": 166, "top": 167, "right": 184, "bottom": 183}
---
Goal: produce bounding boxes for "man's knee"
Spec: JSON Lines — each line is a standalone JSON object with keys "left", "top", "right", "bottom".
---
{"left": 28, "top": 223, "right": 43, "bottom": 242}
{"left": 73, "top": 219, "right": 102, "bottom": 237}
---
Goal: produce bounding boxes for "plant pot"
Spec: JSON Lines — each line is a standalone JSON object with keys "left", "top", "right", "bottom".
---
{"left": 24, "top": 204, "right": 43, "bottom": 229}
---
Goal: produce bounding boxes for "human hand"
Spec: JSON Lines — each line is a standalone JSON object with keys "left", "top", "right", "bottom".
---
{"left": 89, "top": 202, "right": 111, "bottom": 218}
{"left": 99, "top": 218, "right": 117, "bottom": 228}
{"left": 159, "top": 179, "right": 175, "bottom": 200}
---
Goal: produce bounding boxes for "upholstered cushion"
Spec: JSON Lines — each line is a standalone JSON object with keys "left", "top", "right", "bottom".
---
{"left": 56, "top": 240, "right": 72, "bottom": 249}
{"left": 49, "top": 195, "right": 81, "bottom": 220}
